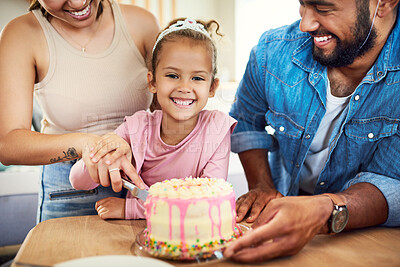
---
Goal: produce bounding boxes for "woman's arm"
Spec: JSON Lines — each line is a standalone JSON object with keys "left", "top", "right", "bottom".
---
{"left": 0, "top": 14, "right": 99, "bottom": 165}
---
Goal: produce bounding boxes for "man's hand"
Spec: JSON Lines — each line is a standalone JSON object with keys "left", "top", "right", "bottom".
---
{"left": 236, "top": 186, "right": 283, "bottom": 223}
{"left": 236, "top": 149, "right": 281, "bottom": 222}
{"left": 225, "top": 195, "right": 332, "bottom": 263}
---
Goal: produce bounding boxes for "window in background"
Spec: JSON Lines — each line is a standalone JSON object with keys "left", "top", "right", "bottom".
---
{"left": 235, "top": 0, "right": 300, "bottom": 81}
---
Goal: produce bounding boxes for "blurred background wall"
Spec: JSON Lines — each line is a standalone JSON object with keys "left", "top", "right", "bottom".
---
{"left": 0, "top": 0, "right": 300, "bottom": 82}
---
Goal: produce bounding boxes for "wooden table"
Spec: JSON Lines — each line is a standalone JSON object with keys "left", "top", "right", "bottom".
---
{"left": 12, "top": 215, "right": 400, "bottom": 267}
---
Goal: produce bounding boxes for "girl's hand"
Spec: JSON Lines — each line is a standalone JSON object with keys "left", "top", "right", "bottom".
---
{"left": 89, "top": 132, "right": 131, "bottom": 165}
{"left": 95, "top": 197, "right": 126, "bottom": 220}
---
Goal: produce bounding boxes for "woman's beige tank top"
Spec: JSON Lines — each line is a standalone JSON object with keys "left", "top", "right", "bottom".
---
{"left": 32, "top": 0, "right": 152, "bottom": 135}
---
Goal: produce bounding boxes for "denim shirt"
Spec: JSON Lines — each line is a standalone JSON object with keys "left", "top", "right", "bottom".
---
{"left": 230, "top": 13, "right": 400, "bottom": 227}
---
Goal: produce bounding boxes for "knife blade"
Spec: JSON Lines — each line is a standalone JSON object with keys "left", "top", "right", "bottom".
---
{"left": 122, "top": 178, "right": 148, "bottom": 201}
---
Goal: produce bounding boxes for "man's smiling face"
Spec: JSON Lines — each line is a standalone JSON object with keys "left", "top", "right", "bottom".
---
{"left": 299, "top": 0, "right": 377, "bottom": 68}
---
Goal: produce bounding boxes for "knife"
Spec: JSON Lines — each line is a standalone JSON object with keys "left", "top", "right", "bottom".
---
{"left": 122, "top": 178, "right": 149, "bottom": 201}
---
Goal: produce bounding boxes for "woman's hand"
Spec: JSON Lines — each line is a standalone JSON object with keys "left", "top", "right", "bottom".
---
{"left": 81, "top": 133, "right": 146, "bottom": 191}
{"left": 89, "top": 132, "right": 131, "bottom": 165}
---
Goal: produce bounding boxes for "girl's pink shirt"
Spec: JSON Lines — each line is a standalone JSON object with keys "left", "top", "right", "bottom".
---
{"left": 70, "top": 110, "right": 237, "bottom": 219}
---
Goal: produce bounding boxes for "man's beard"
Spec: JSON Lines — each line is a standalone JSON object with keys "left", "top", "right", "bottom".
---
{"left": 311, "top": 3, "right": 377, "bottom": 68}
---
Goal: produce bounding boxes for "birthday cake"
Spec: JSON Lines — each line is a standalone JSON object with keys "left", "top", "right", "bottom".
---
{"left": 143, "top": 177, "right": 242, "bottom": 260}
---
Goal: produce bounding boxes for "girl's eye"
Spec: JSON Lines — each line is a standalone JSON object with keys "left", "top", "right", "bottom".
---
{"left": 166, "top": 74, "right": 178, "bottom": 79}
{"left": 192, "top": 76, "right": 205, "bottom": 81}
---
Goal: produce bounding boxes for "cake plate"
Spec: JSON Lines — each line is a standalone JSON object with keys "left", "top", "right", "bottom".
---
{"left": 134, "top": 224, "right": 249, "bottom": 266}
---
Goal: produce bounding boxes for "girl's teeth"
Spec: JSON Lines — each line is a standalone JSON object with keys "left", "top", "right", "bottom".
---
{"left": 172, "top": 99, "right": 194, "bottom": 106}
{"left": 315, "top": 35, "right": 332, "bottom": 42}
{"left": 70, "top": 4, "right": 90, "bottom": 16}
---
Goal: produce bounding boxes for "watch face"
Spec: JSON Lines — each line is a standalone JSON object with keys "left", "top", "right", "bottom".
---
{"left": 332, "top": 207, "right": 349, "bottom": 233}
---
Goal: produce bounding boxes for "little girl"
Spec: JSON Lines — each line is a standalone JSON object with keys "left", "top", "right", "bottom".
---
{"left": 69, "top": 18, "right": 236, "bottom": 220}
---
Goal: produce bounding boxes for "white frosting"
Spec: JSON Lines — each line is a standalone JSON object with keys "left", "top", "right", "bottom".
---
{"left": 148, "top": 177, "right": 233, "bottom": 199}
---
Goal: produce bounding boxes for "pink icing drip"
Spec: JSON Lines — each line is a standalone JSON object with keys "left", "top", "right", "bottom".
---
{"left": 229, "top": 193, "right": 239, "bottom": 233}
{"left": 145, "top": 191, "right": 236, "bottom": 245}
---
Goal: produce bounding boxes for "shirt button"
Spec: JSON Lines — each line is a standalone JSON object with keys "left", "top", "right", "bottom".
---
{"left": 368, "top": 132, "right": 374, "bottom": 139}
{"left": 313, "top": 73, "right": 319, "bottom": 78}
{"left": 319, "top": 182, "right": 325, "bottom": 186}
{"left": 296, "top": 163, "right": 300, "bottom": 168}
{"left": 354, "top": 95, "right": 360, "bottom": 101}
{"left": 279, "top": 126, "right": 285, "bottom": 132}
{"left": 305, "top": 134, "right": 311, "bottom": 139}
{"left": 377, "top": 71, "right": 383, "bottom": 77}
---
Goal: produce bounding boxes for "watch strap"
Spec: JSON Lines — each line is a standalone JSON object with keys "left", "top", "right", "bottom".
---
{"left": 322, "top": 193, "right": 346, "bottom": 206}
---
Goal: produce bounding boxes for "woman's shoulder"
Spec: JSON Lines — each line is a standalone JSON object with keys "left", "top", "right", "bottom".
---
{"left": 118, "top": 3, "right": 159, "bottom": 35}
{"left": 0, "top": 12, "right": 45, "bottom": 62}
{"left": 1, "top": 12, "right": 41, "bottom": 41}
{"left": 116, "top": 3, "right": 160, "bottom": 60}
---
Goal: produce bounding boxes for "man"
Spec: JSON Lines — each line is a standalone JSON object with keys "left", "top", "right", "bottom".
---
{"left": 224, "top": 0, "right": 400, "bottom": 263}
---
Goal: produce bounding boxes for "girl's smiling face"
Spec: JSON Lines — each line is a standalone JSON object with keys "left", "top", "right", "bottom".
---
{"left": 148, "top": 37, "right": 219, "bottom": 127}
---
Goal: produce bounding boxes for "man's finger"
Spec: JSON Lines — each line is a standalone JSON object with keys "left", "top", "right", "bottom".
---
{"left": 246, "top": 198, "right": 268, "bottom": 223}
{"left": 226, "top": 209, "right": 284, "bottom": 258}
{"left": 236, "top": 193, "right": 257, "bottom": 222}
{"left": 229, "top": 238, "right": 286, "bottom": 263}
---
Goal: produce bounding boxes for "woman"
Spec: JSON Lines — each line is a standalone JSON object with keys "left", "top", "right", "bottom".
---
{"left": 0, "top": 0, "right": 160, "bottom": 222}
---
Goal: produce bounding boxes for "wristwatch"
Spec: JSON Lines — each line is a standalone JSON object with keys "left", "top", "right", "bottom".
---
{"left": 322, "top": 193, "right": 349, "bottom": 234}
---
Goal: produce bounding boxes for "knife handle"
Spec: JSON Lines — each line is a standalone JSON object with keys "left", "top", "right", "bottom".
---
{"left": 122, "top": 179, "right": 139, "bottom": 195}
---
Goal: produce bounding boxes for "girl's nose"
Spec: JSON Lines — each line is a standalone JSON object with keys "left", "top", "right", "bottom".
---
{"left": 68, "top": 0, "right": 87, "bottom": 10}
{"left": 299, "top": 6, "right": 320, "bottom": 33}
{"left": 177, "top": 80, "right": 192, "bottom": 93}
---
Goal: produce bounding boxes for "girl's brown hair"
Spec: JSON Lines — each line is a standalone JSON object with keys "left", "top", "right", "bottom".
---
{"left": 151, "top": 18, "right": 222, "bottom": 80}
{"left": 28, "top": 0, "right": 104, "bottom": 21}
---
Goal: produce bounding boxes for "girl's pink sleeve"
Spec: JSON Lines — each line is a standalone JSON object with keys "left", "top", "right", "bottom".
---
{"left": 124, "top": 183, "right": 150, "bottom": 219}
{"left": 125, "top": 194, "right": 146, "bottom": 219}
{"left": 69, "top": 159, "right": 99, "bottom": 190}
{"left": 201, "top": 113, "right": 237, "bottom": 180}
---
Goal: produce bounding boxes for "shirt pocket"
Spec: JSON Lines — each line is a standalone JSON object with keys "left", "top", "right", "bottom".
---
{"left": 343, "top": 117, "right": 399, "bottom": 168}
{"left": 266, "top": 110, "right": 304, "bottom": 164}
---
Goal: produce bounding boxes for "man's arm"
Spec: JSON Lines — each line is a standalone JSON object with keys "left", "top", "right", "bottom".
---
{"left": 235, "top": 149, "right": 283, "bottom": 223}
{"left": 225, "top": 182, "right": 388, "bottom": 263}
{"left": 341, "top": 182, "right": 388, "bottom": 230}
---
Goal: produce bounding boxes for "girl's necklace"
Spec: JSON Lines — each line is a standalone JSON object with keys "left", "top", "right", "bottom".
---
{"left": 56, "top": 13, "right": 103, "bottom": 52}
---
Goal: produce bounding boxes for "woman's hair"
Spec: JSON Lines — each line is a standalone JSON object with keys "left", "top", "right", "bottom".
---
{"left": 28, "top": 0, "right": 104, "bottom": 20}
{"left": 151, "top": 18, "right": 222, "bottom": 80}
